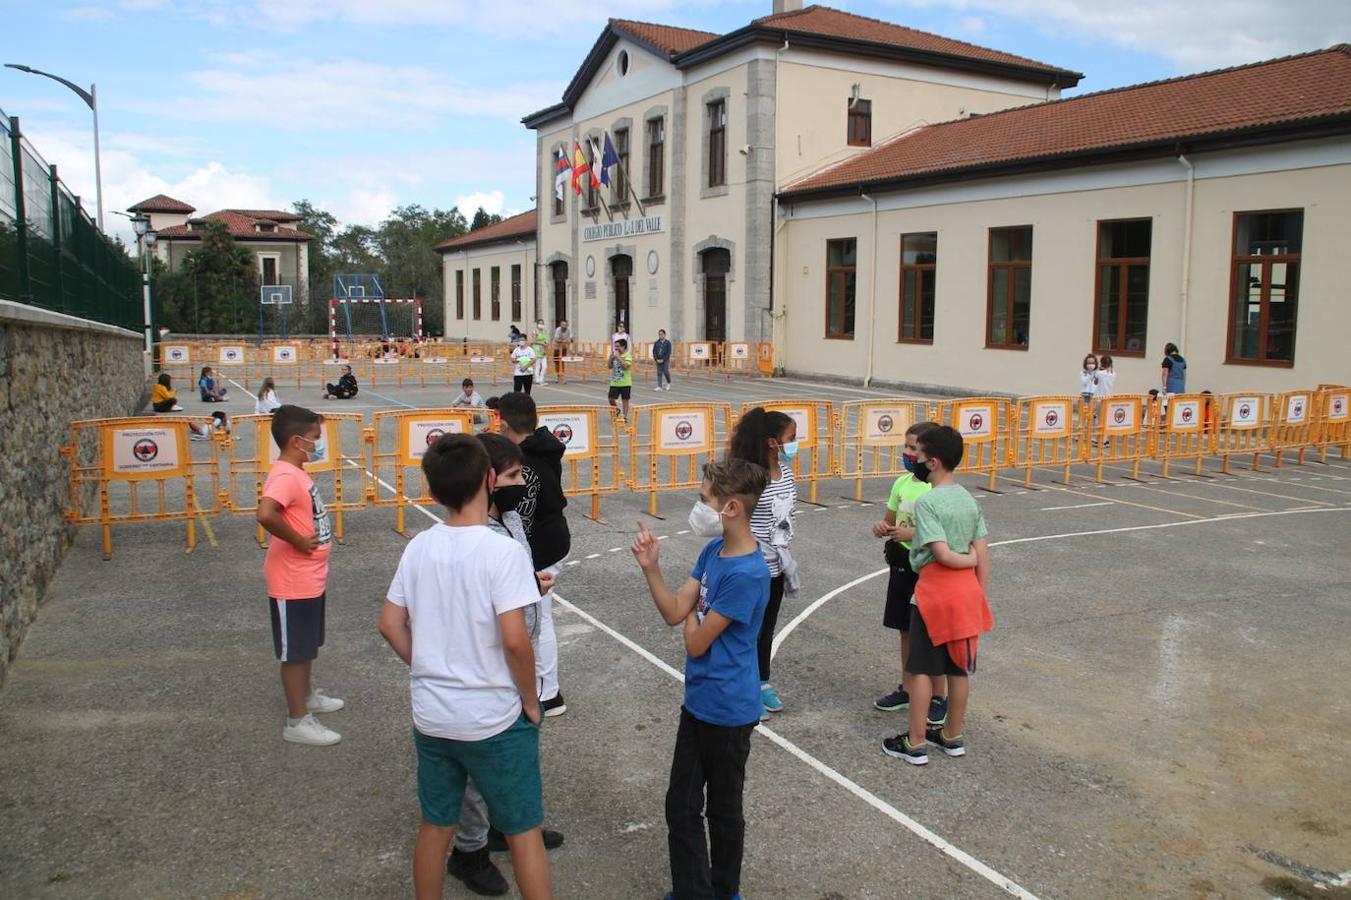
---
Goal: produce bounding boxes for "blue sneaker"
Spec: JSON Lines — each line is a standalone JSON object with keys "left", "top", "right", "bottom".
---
{"left": 760, "top": 684, "right": 784, "bottom": 713}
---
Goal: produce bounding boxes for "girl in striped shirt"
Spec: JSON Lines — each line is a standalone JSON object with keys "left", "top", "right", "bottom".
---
{"left": 729, "top": 407, "right": 800, "bottom": 720}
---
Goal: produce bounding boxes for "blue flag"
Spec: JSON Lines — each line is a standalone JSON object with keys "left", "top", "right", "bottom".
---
{"left": 600, "top": 132, "right": 621, "bottom": 188}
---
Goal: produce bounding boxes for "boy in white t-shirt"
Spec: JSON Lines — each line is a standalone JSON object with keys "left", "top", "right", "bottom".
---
{"left": 511, "top": 337, "right": 536, "bottom": 395}
{"left": 379, "top": 433, "right": 553, "bottom": 900}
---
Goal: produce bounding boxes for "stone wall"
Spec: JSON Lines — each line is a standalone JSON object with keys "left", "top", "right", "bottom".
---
{"left": 0, "top": 301, "right": 147, "bottom": 685}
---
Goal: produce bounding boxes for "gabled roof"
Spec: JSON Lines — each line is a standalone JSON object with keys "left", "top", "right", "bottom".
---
{"left": 128, "top": 193, "right": 195, "bottom": 214}
{"left": 230, "top": 208, "right": 303, "bottom": 223}
{"left": 155, "top": 210, "right": 312, "bottom": 242}
{"left": 434, "top": 209, "right": 537, "bottom": 253}
{"left": 524, "top": 5, "right": 1080, "bottom": 129}
{"left": 780, "top": 44, "right": 1351, "bottom": 200}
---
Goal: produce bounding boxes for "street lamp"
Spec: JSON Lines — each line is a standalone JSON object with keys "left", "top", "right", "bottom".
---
{"left": 5, "top": 63, "right": 104, "bottom": 232}
{"left": 128, "top": 212, "right": 157, "bottom": 374}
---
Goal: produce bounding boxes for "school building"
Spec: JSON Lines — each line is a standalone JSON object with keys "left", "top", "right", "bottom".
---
{"left": 435, "top": 209, "right": 537, "bottom": 339}
{"left": 441, "top": 3, "right": 1350, "bottom": 395}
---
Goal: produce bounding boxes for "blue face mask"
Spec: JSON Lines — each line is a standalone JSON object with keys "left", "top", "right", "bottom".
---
{"left": 780, "top": 440, "right": 800, "bottom": 461}
{"left": 300, "top": 434, "right": 326, "bottom": 463}
{"left": 902, "top": 452, "right": 917, "bottom": 473}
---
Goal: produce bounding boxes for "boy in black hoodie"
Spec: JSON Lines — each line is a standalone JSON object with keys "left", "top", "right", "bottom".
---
{"left": 495, "top": 392, "right": 570, "bottom": 716}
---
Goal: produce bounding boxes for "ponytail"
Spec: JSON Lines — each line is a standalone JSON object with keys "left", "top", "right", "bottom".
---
{"left": 730, "top": 407, "right": 794, "bottom": 470}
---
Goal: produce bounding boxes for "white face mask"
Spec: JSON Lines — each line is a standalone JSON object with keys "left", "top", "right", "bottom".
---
{"left": 688, "top": 500, "right": 727, "bottom": 537}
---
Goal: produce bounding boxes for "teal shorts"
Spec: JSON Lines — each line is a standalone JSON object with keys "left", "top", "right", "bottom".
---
{"left": 414, "top": 715, "right": 542, "bottom": 834}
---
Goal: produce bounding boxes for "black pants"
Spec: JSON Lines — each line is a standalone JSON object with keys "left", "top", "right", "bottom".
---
{"left": 513, "top": 374, "right": 533, "bottom": 394}
{"left": 666, "top": 707, "right": 754, "bottom": 900}
{"left": 757, "top": 574, "right": 786, "bottom": 682}
{"left": 152, "top": 399, "right": 176, "bottom": 413}
{"left": 325, "top": 383, "right": 356, "bottom": 399}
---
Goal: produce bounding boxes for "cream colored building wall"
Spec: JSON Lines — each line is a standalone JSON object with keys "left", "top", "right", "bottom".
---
{"left": 778, "top": 150, "right": 1351, "bottom": 396}
{"left": 776, "top": 53, "right": 1056, "bottom": 188}
{"left": 441, "top": 240, "right": 537, "bottom": 342}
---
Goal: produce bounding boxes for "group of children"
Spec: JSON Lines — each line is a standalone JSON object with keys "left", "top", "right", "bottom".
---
{"left": 251, "top": 391, "right": 994, "bottom": 898}
{"left": 1079, "top": 353, "right": 1117, "bottom": 403}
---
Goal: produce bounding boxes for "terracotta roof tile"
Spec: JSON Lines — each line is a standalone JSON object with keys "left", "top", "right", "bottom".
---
{"left": 784, "top": 45, "right": 1351, "bottom": 196}
{"left": 228, "top": 208, "right": 303, "bottom": 223}
{"left": 128, "top": 193, "right": 195, "bottom": 213}
{"left": 155, "top": 210, "right": 312, "bottom": 241}
{"left": 610, "top": 18, "right": 719, "bottom": 56}
{"left": 435, "top": 209, "right": 537, "bottom": 251}
{"left": 752, "top": 5, "right": 1074, "bottom": 79}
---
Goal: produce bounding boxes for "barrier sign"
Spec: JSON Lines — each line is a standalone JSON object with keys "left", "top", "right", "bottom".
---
{"left": 728, "top": 343, "right": 750, "bottom": 360}
{"left": 106, "top": 426, "right": 184, "bottom": 478}
{"left": 1285, "top": 393, "right": 1310, "bottom": 424}
{"left": 1170, "top": 398, "right": 1202, "bottom": 431}
{"left": 1102, "top": 399, "right": 1138, "bottom": 433}
{"left": 955, "top": 401, "right": 996, "bottom": 441}
{"left": 540, "top": 411, "right": 592, "bottom": 458}
{"left": 272, "top": 345, "right": 298, "bottom": 364}
{"left": 862, "top": 405, "right": 914, "bottom": 445}
{"left": 163, "top": 345, "right": 190, "bottom": 364}
{"left": 687, "top": 343, "right": 712, "bottom": 362}
{"left": 1229, "top": 396, "right": 1262, "bottom": 428}
{"left": 1030, "top": 399, "right": 1072, "bottom": 437}
{"left": 401, "top": 416, "right": 469, "bottom": 463}
{"left": 656, "top": 408, "right": 713, "bottom": 453}
{"left": 218, "top": 345, "right": 246, "bottom": 365}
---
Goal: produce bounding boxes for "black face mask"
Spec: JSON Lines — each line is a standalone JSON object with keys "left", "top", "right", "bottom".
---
{"left": 911, "top": 459, "right": 932, "bottom": 482}
{"left": 492, "top": 484, "right": 529, "bottom": 514}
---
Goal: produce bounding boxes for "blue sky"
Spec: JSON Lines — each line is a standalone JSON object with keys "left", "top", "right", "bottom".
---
{"left": 5, "top": 0, "right": 1347, "bottom": 244}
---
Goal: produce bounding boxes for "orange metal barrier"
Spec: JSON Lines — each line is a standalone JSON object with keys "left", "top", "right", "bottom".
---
{"left": 368, "top": 408, "right": 485, "bottom": 535}
{"left": 1086, "top": 395, "right": 1149, "bottom": 481}
{"left": 1212, "top": 393, "right": 1274, "bottom": 473}
{"left": 937, "top": 397, "right": 1014, "bottom": 491}
{"left": 63, "top": 416, "right": 223, "bottom": 559}
{"left": 756, "top": 343, "right": 775, "bottom": 376}
{"left": 1316, "top": 386, "right": 1350, "bottom": 463}
{"left": 836, "top": 399, "right": 936, "bottom": 500}
{"left": 223, "top": 412, "right": 367, "bottom": 546}
{"left": 628, "top": 403, "right": 731, "bottom": 517}
{"left": 1015, "top": 395, "right": 1086, "bottom": 486}
{"left": 1156, "top": 394, "right": 1211, "bottom": 477}
{"left": 725, "top": 342, "right": 755, "bottom": 373}
{"left": 739, "top": 399, "right": 836, "bottom": 504}
{"left": 536, "top": 405, "right": 625, "bottom": 521}
{"left": 1271, "top": 390, "right": 1315, "bottom": 467}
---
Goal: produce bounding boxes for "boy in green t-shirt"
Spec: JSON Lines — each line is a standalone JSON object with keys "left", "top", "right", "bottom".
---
{"left": 882, "top": 425, "right": 992, "bottom": 767}
{"left": 607, "top": 338, "right": 634, "bottom": 421}
{"left": 870, "top": 422, "right": 947, "bottom": 728}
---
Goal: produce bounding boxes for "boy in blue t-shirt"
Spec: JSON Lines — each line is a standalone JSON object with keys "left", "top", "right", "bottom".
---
{"left": 632, "top": 458, "right": 770, "bottom": 900}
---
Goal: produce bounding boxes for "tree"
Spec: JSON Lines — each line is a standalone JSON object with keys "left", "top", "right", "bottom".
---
{"left": 470, "top": 206, "right": 502, "bottom": 231}
{"left": 156, "top": 222, "right": 257, "bottom": 335}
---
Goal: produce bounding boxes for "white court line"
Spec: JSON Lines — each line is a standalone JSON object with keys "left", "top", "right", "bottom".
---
{"left": 770, "top": 506, "right": 1351, "bottom": 662}
{"left": 1040, "top": 501, "right": 1114, "bottom": 511}
{"left": 548, "top": 591, "right": 1043, "bottom": 900}
{"left": 362, "top": 388, "right": 418, "bottom": 409}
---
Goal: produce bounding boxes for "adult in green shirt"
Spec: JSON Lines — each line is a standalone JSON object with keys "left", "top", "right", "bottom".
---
{"left": 607, "top": 338, "right": 634, "bottom": 421}
{"left": 532, "top": 319, "right": 549, "bottom": 385}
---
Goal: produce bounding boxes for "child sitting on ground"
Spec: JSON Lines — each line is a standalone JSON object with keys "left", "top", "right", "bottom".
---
{"left": 631, "top": 458, "right": 770, "bottom": 900}
{"left": 882, "top": 425, "right": 992, "bottom": 767}
{"left": 378, "top": 433, "right": 553, "bottom": 900}
{"left": 324, "top": 365, "right": 359, "bottom": 400}
{"left": 151, "top": 373, "right": 183, "bottom": 412}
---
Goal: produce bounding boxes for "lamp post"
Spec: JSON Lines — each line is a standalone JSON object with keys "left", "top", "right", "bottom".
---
{"left": 130, "top": 213, "right": 157, "bottom": 374}
{"left": 5, "top": 63, "right": 104, "bottom": 232}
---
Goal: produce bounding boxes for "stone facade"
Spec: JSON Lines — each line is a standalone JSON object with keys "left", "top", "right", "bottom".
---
{"left": 0, "top": 304, "right": 146, "bottom": 685}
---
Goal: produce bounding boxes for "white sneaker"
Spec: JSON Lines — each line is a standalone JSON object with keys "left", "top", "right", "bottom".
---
{"left": 654, "top": 385, "right": 663, "bottom": 391}
{"left": 171, "top": 404, "right": 184, "bottom": 411}
{"left": 663, "top": 385, "right": 671, "bottom": 391}
{"left": 307, "top": 690, "right": 345, "bottom": 713}
{"left": 283, "top": 714, "right": 341, "bottom": 746}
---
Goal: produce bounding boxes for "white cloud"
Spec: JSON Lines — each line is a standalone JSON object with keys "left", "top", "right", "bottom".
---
{"left": 885, "top": 0, "right": 1351, "bottom": 71}
{"left": 331, "top": 188, "right": 400, "bottom": 227}
{"left": 62, "top": 6, "right": 116, "bottom": 22}
{"left": 125, "top": 55, "right": 560, "bottom": 130}
{"left": 454, "top": 190, "right": 506, "bottom": 216}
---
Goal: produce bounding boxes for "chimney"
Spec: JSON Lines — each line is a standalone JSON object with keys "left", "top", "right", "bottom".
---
{"left": 773, "top": 0, "right": 803, "bottom": 14}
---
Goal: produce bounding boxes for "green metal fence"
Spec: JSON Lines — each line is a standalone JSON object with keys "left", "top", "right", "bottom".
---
{"left": 0, "top": 109, "right": 141, "bottom": 330}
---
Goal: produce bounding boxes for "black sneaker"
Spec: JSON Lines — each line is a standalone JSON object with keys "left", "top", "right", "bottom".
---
{"left": 487, "top": 826, "right": 565, "bottom": 852}
{"left": 881, "top": 733, "right": 928, "bottom": 766}
{"left": 925, "top": 727, "right": 967, "bottom": 758}
{"left": 927, "top": 696, "right": 948, "bottom": 728}
{"left": 447, "top": 847, "right": 509, "bottom": 896}
{"left": 874, "top": 685, "right": 909, "bottom": 711}
{"left": 541, "top": 693, "right": 567, "bottom": 718}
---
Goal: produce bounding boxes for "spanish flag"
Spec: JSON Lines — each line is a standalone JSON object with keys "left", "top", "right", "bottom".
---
{"left": 571, "top": 142, "right": 590, "bottom": 196}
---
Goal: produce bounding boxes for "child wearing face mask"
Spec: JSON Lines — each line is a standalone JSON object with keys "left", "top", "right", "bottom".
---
{"left": 1080, "top": 353, "right": 1099, "bottom": 404}
{"left": 728, "top": 407, "right": 800, "bottom": 720}
{"left": 439, "top": 433, "right": 565, "bottom": 896}
{"left": 631, "top": 458, "right": 770, "bottom": 900}
{"left": 870, "top": 421, "right": 947, "bottom": 729}
{"left": 255, "top": 405, "right": 341, "bottom": 747}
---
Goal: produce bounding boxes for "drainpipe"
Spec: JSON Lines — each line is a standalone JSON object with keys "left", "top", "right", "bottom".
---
{"left": 861, "top": 191, "right": 879, "bottom": 387}
{"left": 1177, "top": 153, "right": 1195, "bottom": 351}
